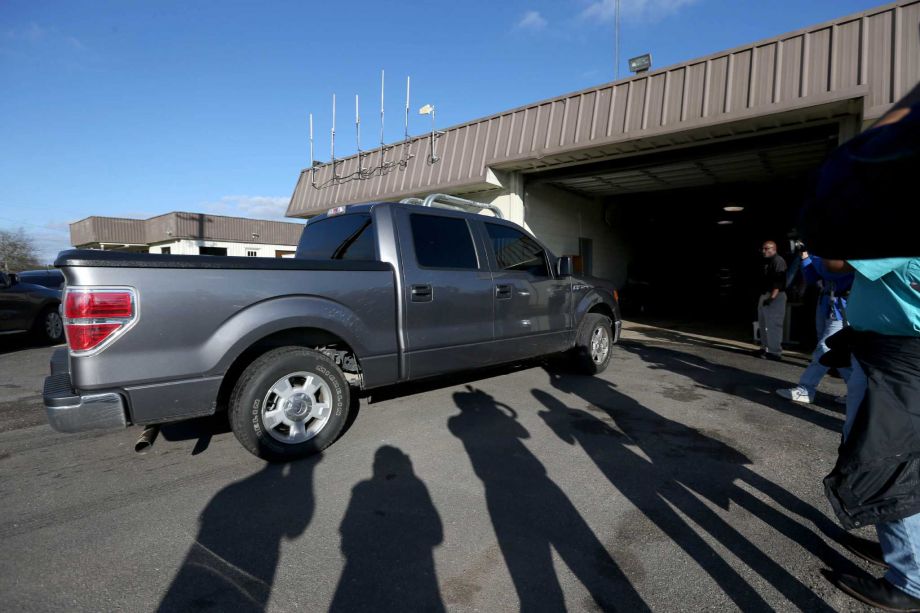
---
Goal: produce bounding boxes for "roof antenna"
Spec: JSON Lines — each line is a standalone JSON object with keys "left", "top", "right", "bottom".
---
{"left": 356, "top": 94, "right": 367, "bottom": 174}
{"left": 401, "top": 76, "right": 415, "bottom": 168}
{"left": 330, "top": 93, "right": 340, "bottom": 182}
{"left": 309, "top": 112, "right": 318, "bottom": 188}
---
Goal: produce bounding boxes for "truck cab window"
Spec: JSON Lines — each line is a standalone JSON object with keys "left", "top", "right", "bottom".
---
{"left": 485, "top": 223, "right": 550, "bottom": 277}
{"left": 410, "top": 214, "right": 478, "bottom": 269}
{"left": 296, "top": 214, "right": 376, "bottom": 260}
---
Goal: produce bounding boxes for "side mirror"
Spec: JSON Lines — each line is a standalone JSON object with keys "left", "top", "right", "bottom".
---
{"left": 8, "top": 273, "right": 18, "bottom": 285}
{"left": 556, "top": 256, "right": 574, "bottom": 277}
{"left": 0, "top": 273, "right": 8, "bottom": 289}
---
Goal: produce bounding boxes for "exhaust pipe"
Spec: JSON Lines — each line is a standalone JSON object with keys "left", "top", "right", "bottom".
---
{"left": 135, "top": 425, "right": 160, "bottom": 454}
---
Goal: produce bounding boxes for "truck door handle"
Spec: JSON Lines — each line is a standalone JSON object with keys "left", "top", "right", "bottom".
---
{"left": 411, "top": 284, "right": 433, "bottom": 302}
{"left": 495, "top": 284, "right": 512, "bottom": 300}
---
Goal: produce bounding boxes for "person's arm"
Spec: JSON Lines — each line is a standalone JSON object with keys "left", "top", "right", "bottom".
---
{"left": 800, "top": 252, "right": 821, "bottom": 285}
{"left": 823, "top": 259, "right": 854, "bottom": 274}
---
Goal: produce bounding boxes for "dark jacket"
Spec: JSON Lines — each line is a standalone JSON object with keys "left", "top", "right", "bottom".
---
{"left": 760, "top": 255, "right": 787, "bottom": 294}
{"left": 823, "top": 332, "right": 920, "bottom": 529}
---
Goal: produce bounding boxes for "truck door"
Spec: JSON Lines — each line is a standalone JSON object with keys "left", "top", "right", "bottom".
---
{"left": 480, "top": 221, "right": 572, "bottom": 362}
{"left": 394, "top": 208, "right": 494, "bottom": 379}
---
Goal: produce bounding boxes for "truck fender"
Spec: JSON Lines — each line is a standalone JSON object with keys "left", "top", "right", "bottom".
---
{"left": 203, "top": 295, "right": 384, "bottom": 375}
{"left": 574, "top": 290, "right": 616, "bottom": 328}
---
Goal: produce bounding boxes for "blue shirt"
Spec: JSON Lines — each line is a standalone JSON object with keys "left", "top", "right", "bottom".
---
{"left": 847, "top": 258, "right": 920, "bottom": 337}
{"left": 801, "top": 255, "right": 854, "bottom": 320}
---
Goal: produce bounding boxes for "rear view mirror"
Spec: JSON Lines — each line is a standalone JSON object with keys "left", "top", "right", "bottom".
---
{"left": 556, "top": 256, "right": 574, "bottom": 277}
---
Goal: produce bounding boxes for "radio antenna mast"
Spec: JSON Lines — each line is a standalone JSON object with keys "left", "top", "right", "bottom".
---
{"left": 309, "top": 112, "right": 317, "bottom": 188}
{"left": 330, "top": 93, "right": 338, "bottom": 180}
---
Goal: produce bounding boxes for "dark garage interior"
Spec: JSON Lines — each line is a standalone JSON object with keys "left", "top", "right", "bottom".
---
{"left": 541, "top": 123, "right": 845, "bottom": 348}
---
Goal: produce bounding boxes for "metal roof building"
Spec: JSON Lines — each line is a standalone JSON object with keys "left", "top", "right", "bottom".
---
{"left": 70, "top": 212, "right": 303, "bottom": 258}
{"left": 288, "top": 0, "right": 918, "bottom": 219}
{"left": 285, "top": 0, "right": 919, "bottom": 337}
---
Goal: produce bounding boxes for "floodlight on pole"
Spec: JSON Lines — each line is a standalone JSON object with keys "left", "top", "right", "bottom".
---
{"left": 419, "top": 104, "right": 440, "bottom": 164}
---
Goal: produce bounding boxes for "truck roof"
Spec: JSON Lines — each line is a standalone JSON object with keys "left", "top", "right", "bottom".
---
{"left": 305, "top": 201, "right": 515, "bottom": 228}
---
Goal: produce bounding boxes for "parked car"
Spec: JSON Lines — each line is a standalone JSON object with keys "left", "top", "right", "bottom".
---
{"left": 43, "top": 194, "right": 621, "bottom": 460}
{"left": 0, "top": 271, "right": 64, "bottom": 344}
{"left": 18, "top": 269, "right": 65, "bottom": 289}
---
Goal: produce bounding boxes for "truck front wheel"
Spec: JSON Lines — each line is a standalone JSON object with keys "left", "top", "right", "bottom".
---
{"left": 571, "top": 313, "right": 613, "bottom": 375}
{"left": 229, "top": 346, "right": 351, "bottom": 461}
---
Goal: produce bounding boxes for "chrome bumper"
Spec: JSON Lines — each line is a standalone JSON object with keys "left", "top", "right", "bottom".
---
{"left": 613, "top": 319, "right": 622, "bottom": 343}
{"left": 43, "top": 348, "right": 127, "bottom": 433}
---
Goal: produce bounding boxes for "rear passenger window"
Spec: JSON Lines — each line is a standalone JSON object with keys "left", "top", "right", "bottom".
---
{"left": 296, "top": 214, "right": 377, "bottom": 260}
{"left": 410, "top": 214, "right": 478, "bottom": 269}
{"left": 485, "top": 223, "right": 550, "bottom": 277}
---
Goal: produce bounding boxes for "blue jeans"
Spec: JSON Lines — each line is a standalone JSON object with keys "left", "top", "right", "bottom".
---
{"left": 798, "top": 314, "right": 851, "bottom": 395}
{"left": 846, "top": 360, "right": 920, "bottom": 598}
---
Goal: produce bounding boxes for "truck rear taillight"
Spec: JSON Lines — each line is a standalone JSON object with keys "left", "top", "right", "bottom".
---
{"left": 64, "top": 288, "right": 137, "bottom": 354}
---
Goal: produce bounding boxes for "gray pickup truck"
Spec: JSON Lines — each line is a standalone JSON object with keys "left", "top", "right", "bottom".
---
{"left": 43, "top": 195, "right": 621, "bottom": 460}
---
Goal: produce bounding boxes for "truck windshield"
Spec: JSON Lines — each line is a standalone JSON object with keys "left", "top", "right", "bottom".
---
{"left": 296, "top": 214, "right": 376, "bottom": 260}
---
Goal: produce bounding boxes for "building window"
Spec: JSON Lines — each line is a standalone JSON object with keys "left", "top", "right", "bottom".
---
{"left": 199, "top": 246, "right": 228, "bottom": 256}
{"left": 161, "top": 247, "right": 171, "bottom": 255}
{"left": 247, "top": 250, "right": 258, "bottom": 257}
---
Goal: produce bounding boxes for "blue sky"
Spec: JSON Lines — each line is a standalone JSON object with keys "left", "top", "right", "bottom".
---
{"left": 0, "top": 0, "right": 888, "bottom": 261}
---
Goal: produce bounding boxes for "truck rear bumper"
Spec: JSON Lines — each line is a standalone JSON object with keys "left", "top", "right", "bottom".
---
{"left": 43, "top": 348, "right": 128, "bottom": 433}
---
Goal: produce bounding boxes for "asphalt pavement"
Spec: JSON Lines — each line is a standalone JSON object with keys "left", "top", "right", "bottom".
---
{"left": 0, "top": 325, "right": 876, "bottom": 612}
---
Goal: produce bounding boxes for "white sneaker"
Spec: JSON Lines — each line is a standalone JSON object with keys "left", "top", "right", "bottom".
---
{"left": 776, "top": 387, "right": 814, "bottom": 404}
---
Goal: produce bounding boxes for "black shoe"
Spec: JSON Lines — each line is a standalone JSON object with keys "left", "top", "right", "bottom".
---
{"left": 841, "top": 534, "right": 889, "bottom": 569}
{"left": 752, "top": 347, "right": 767, "bottom": 357}
{"left": 761, "top": 352, "right": 782, "bottom": 362}
{"left": 829, "top": 572, "right": 920, "bottom": 611}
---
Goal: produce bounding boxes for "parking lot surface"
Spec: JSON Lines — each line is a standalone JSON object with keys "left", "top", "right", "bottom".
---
{"left": 0, "top": 326, "right": 875, "bottom": 611}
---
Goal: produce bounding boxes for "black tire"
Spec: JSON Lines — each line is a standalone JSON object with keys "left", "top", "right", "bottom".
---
{"left": 572, "top": 313, "right": 613, "bottom": 375}
{"left": 33, "top": 305, "right": 64, "bottom": 344}
{"left": 229, "top": 346, "right": 351, "bottom": 462}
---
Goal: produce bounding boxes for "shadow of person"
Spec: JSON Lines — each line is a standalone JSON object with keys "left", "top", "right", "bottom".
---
{"left": 448, "top": 385, "right": 649, "bottom": 612}
{"left": 157, "top": 456, "right": 321, "bottom": 612}
{"left": 620, "top": 340, "right": 845, "bottom": 430}
{"left": 534, "top": 387, "right": 772, "bottom": 610}
{"left": 543, "top": 369, "right": 864, "bottom": 612}
{"left": 329, "top": 445, "right": 445, "bottom": 613}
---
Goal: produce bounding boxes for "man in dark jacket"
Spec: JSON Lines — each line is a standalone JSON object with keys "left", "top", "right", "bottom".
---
{"left": 756, "top": 241, "right": 787, "bottom": 361}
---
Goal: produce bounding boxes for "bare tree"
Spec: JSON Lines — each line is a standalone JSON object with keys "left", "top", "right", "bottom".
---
{"left": 0, "top": 228, "right": 40, "bottom": 273}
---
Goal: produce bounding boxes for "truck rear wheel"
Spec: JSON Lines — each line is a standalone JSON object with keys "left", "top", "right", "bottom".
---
{"left": 571, "top": 313, "right": 613, "bottom": 375}
{"left": 229, "top": 346, "right": 351, "bottom": 461}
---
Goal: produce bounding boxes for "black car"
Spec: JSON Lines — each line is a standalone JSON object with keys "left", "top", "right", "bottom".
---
{"left": 0, "top": 271, "right": 64, "bottom": 344}
{"left": 18, "top": 269, "right": 64, "bottom": 289}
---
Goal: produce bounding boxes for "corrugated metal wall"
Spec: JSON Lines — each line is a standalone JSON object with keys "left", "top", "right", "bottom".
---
{"left": 70, "top": 217, "right": 147, "bottom": 246}
{"left": 288, "top": 0, "right": 920, "bottom": 216}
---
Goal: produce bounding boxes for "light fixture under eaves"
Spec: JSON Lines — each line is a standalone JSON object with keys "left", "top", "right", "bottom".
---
{"left": 723, "top": 205, "right": 744, "bottom": 212}
{"left": 717, "top": 220, "right": 733, "bottom": 225}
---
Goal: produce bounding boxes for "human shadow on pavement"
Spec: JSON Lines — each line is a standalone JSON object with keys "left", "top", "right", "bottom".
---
{"left": 631, "top": 325, "right": 810, "bottom": 365}
{"left": 541, "top": 370, "right": 866, "bottom": 612}
{"left": 619, "top": 340, "right": 845, "bottom": 432}
{"left": 157, "top": 456, "right": 321, "bottom": 612}
{"left": 448, "top": 385, "right": 650, "bottom": 612}
{"left": 329, "top": 445, "right": 445, "bottom": 613}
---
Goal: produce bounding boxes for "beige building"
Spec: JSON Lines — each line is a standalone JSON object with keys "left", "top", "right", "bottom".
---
{"left": 70, "top": 212, "right": 303, "bottom": 258}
